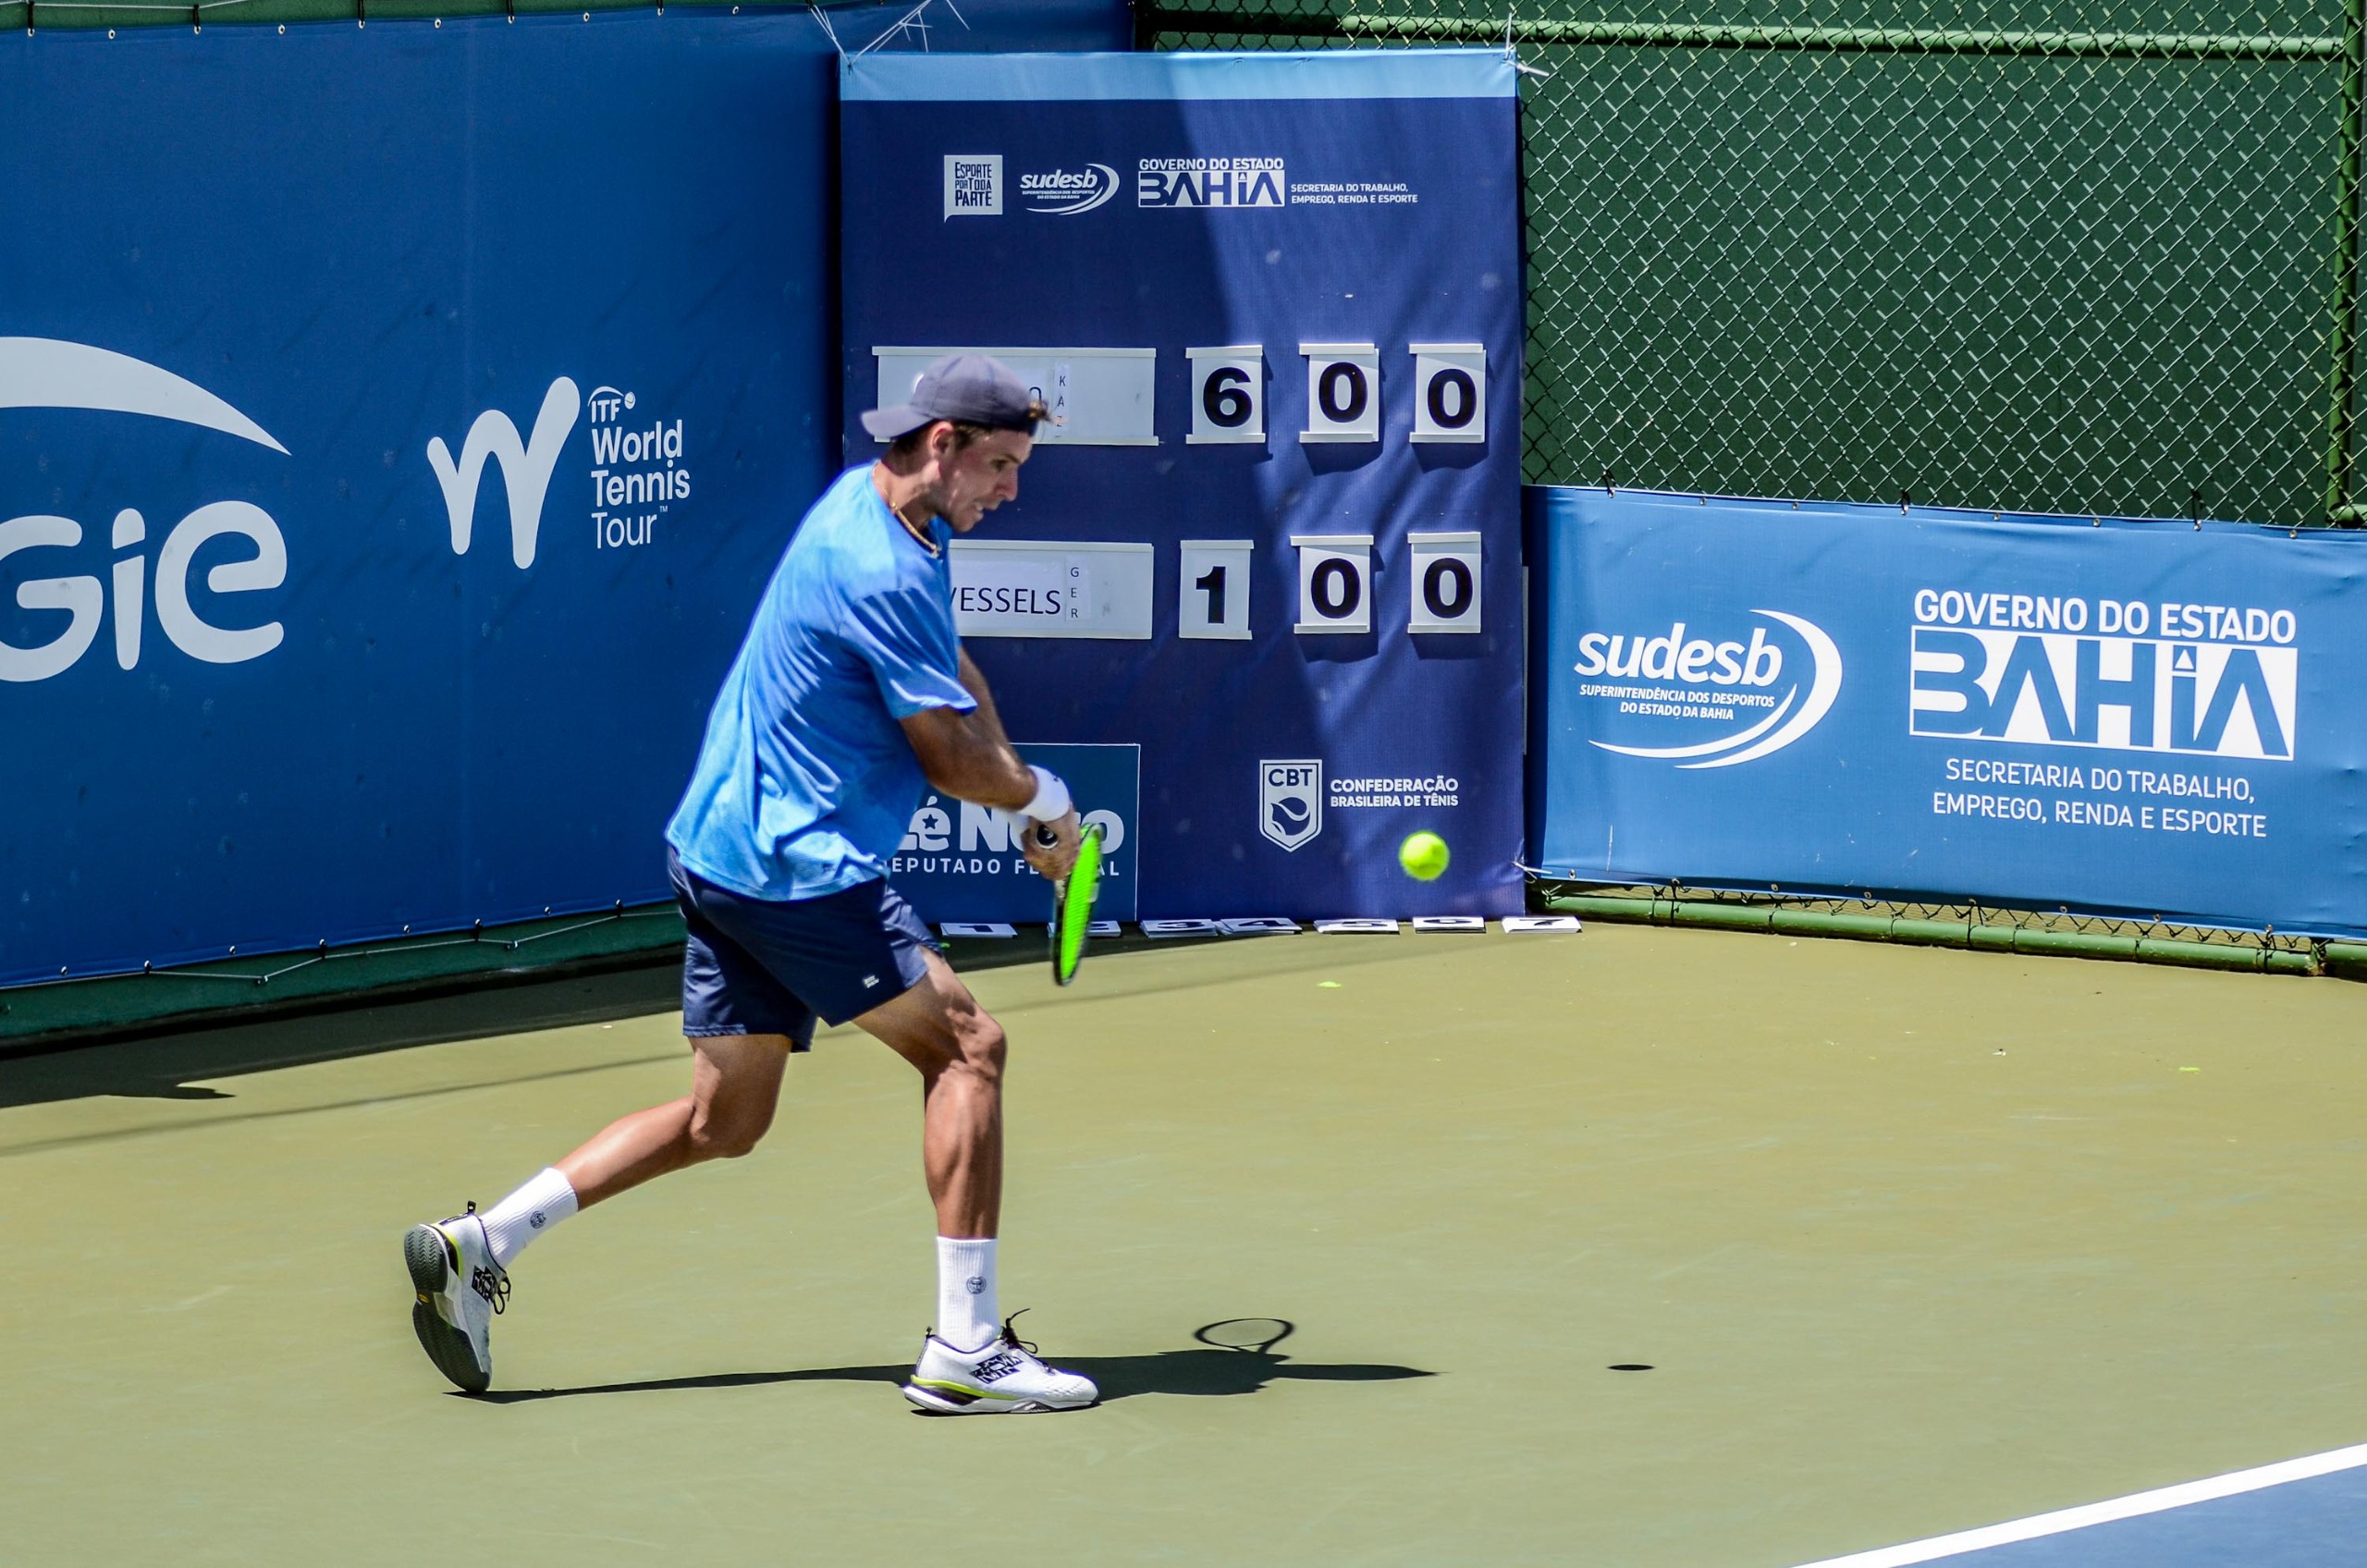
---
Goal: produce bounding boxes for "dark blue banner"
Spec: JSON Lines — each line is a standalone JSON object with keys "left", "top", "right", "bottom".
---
{"left": 892, "top": 742, "right": 1140, "bottom": 924}
{"left": 0, "top": 15, "right": 838, "bottom": 986}
{"left": 1528, "top": 486, "right": 2367, "bottom": 937}
{"left": 840, "top": 51, "right": 1527, "bottom": 919}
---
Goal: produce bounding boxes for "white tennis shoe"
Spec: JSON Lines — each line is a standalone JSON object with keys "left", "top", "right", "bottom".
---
{"left": 901, "top": 1314, "right": 1098, "bottom": 1415}
{"left": 403, "top": 1204, "right": 507, "bottom": 1393}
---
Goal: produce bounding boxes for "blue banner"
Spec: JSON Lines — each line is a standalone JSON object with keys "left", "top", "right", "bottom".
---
{"left": 0, "top": 16, "right": 838, "bottom": 986}
{"left": 840, "top": 51, "right": 1527, "bottom": 919}
{"left": 891, "top": 742, "right": 1140, "bottom": 924}
{"left": 1528, "top": 487, "right": 2367, "bottom": 937}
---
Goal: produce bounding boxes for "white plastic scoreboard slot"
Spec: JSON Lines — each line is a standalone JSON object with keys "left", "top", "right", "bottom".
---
{"left": 1501, "top": 915, "right": 1582, "bottom": 933}
{"left": 1219, "top": 917, "right": 1300, "bottom": 936}
{"left": 1314, "top": 918, "right": 1401, "bottom": 934}
{"left": 1141, "top": 919, "right": 1221, "bottom": 938}
{"left": 1409, "top": 916, "right": 1486, "bottom": 932}
{"left": 950, "top": 539, "right": 1154, "bottom": 640}
{"left": 938, "top": 922, "right": 1018, "bottom": 939}
{"left": 871, "top": 346, "right": 1157, "bottom": 446}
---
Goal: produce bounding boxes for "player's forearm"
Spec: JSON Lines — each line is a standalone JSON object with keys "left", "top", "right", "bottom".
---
{"left": 919, "top": 717, "right": 1036, "bottom": 810}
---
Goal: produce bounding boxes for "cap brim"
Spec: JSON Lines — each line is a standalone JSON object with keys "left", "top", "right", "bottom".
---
{"left": 860, "top": 405, "right": 931, "bottom": 440}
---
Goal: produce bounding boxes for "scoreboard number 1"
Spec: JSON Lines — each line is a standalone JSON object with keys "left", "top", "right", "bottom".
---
{"left": 1179, "top": 538, "right": 1255, "bottom": 639}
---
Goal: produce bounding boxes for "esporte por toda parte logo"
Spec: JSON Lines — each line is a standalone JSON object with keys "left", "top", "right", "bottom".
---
{"left": 1572, "top": 610, "right": 1845, "bottom": 768}
{"left": 944, "top": 154, "right": 1002, "bottom": 219}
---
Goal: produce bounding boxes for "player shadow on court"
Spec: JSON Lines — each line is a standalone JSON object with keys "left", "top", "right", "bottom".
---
{"left": 466, "top": 1319, "right": 1431, "bottom": 1407}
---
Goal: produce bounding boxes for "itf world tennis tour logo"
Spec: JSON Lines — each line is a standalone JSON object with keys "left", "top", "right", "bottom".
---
{"left": 1260, "top": 759, "right": 1324, "bottom": 851}
{"left": 1570, "top": 609, "right": 1845, "bottom": 768}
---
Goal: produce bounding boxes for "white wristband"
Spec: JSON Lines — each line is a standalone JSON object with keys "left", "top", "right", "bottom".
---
{"left": 1020, "top": 766, "right": 1072, "bottom": 824}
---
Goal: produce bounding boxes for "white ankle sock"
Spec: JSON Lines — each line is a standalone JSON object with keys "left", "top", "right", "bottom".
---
{"left": 480, "top": 1168, "right": 578, "bottom": 1268}
{"left": 936, "top": 1235, "right": 1000, "bottom": 1352}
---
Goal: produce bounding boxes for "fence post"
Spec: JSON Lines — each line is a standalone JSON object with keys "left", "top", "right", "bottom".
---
{"left": 2324, "top": 0, "right": 2366, "bottom": 522}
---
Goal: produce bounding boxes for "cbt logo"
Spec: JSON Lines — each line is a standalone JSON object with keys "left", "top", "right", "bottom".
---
{"left": 1020, "top": 165, "right": 1119, "bottom": 215}
{"left": 1259, "top": 758, "right": 1323, "bottom": 850}
{"left": 1572, "top": 610, "right": 1844, "bottom": 768}
{"left": 0, "top": 337, "right": 291, "bottom": 682}
{"left": 1908, "top": 591, "right": 2297, "bottom": 759}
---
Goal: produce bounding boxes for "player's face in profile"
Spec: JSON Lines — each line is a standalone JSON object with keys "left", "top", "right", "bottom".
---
{"left": 935, "top": 428, "right": 1034, "bottom": 533}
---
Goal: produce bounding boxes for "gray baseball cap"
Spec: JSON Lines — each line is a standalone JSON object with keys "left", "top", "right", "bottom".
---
{"left": 862, "top": 352, "right": 1044, "bottom": 440}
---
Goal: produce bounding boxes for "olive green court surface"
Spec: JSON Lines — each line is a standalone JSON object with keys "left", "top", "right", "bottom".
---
{"left": 2, "top": 923, "right": 2362, "bottom": 1565}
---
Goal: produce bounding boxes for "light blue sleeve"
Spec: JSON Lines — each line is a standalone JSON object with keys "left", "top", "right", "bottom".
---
{"left": 844, "top": 580, "right": 976, "bottom": 719}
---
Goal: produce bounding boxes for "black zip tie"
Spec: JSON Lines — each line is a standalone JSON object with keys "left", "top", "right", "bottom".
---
{"left": 190, "top": 2, "right": 199, "bottom": 30}
{"left": 1899, "top": 488, "right": 1910, "bottom": 513}
{"left": 505, "top": 0, "right": 514, "bottom": 17}
{"left": 357, "top": 0, "right": 364, "bottom": 26}
{"left": 2191, "top": 486, "right": 2202, "bottom": 530}
{"left": 1600, "top": 468, "right": 1613, "bottom": 496}
{"left": 25, "top": 0, "right": 33, "bottom": 37}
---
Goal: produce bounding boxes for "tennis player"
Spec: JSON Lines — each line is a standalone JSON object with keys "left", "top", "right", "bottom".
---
{"left": 403, "top": 354, "right": 1099, "bottom": 1415}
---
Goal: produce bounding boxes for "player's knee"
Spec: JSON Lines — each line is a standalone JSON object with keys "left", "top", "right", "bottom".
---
{"left": 689, "top": 1101, "right": 772, "bottom": 1159}
{"left": 952, "top": 1015, "right": 1006, "bottom": 1084}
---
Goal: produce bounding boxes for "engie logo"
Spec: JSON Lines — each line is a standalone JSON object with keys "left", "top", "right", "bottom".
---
{"left": 0, "top": 337, "right": 292, "bottom": 683}
{"left": 1573, "top": 610, "right": 1844, "bottom": 768}
{"left": 1020, "top": 165, "right": 1119, "bottom": 215}
{"left": 1909, "top": 591, "right": 2298, "bottom": 760}
{"left": 1138, "top": 158, "right": 1286, "bottom": 209}
{"left": 1260, "top": 758, "right": 1323, "bottom": 850}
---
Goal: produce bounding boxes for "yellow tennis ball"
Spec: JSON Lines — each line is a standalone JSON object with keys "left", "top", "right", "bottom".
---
{"left": 1398, "top": 831, "right": 1450, "bottom": 881}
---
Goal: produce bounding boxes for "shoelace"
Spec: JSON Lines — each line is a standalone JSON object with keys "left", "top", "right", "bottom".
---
{"left": 463, "top": 1203, "right": 512, "bottom": 1316}
{"left": 998, "top": 1308, "right": 1036, "bottom": 1355}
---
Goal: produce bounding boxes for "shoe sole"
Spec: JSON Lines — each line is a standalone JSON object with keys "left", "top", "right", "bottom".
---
{"left": 404, "top": 1224, "right": 491, "bottom": 1393}
{"left": 900, "top": 1382, "right": 1093, "bottom": 1415}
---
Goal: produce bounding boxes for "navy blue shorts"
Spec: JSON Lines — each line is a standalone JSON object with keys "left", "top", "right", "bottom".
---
{"left": 669, "top": 850, "right": 938, "bottom": 1049}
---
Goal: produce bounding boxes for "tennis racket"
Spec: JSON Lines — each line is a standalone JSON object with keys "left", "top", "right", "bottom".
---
{"left": 1035, "top": 819, "right": 1104, "bottom": 986}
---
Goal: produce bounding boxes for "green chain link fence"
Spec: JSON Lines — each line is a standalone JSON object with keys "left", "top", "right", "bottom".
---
{"left": 1142, "top": 0, "right": 2367, "bottom": 527}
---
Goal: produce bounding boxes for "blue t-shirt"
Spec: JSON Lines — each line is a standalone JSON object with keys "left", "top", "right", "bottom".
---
{"left": 666, "top": 465, "right": 975, "bottom": 900}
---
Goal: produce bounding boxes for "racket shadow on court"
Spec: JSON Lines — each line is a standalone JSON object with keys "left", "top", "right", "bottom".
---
{"left": 466, "top": 1319, "right": 1432, "bottom": 1406}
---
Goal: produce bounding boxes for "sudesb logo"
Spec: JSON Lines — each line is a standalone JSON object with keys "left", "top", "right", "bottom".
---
{"left": 1573, "top": 609, "right": 1846, "bottom": 768}
{"left": 0, "top": 337, "right": 291, "bottom": 682}
{"left": 1020, "top": 165, "right": 1119, "bottom": 215}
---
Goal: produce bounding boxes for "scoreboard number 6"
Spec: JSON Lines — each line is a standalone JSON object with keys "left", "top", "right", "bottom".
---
{"left": 1185, "top": 346, "right": 1266, "bottom": 446}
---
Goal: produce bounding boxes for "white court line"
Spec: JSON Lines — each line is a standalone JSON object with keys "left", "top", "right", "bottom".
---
{"left": 1787, "top": 1440, "right": 2367, "bottom": 1568}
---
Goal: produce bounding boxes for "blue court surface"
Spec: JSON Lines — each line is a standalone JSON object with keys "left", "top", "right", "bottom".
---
{"left": 1797, "top": 1444, "right": 2367, "bottom": 1568}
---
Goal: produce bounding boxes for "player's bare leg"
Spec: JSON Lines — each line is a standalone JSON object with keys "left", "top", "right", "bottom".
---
{"left": 857, "top": 948, "right": 1097, "bottom": 1413}
{"left": 853, "top": 949, "right": 1005, "bottom": 1240}
{"left": 557, "top": 1032, "right": 794, "bottom": 1204}
{"left": 403, "top": 1034, "right": 790, "bottom": 1391}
